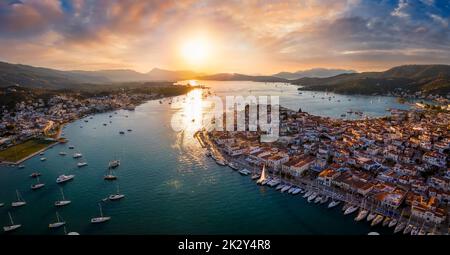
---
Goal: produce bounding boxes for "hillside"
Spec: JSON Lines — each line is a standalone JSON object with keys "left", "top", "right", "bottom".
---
{"left": 0, "top": 61, "right": 109, "bottom": 89}
{"left": 292, "top": 65, "right": 450, "bottom": 95}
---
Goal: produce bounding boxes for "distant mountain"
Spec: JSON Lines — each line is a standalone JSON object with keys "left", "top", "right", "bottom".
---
{"left": 274, "top": 68, "right": 356, "bottom": 80}
{"left": 71, "top": 69, "right": 148, "bottom": 83}
{"left": 292, "top": 65, "right": 450, "bottom": 95}
{"left": 197, "top": 73, "right": 288, "bottom": 82}
{"left": 0, "top": 61, "right": 110, "bottom": 89}
{"left": 147, "top": 68, "right": 204, "bottom": 81}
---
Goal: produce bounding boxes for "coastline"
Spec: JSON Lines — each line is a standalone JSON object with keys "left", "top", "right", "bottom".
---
{"left": 0, "top": 92, "right": 190, "bottom": 166}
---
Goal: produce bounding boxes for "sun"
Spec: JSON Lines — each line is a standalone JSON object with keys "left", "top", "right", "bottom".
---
{"left": 180, "top": 37, "right": 210, "bottom": 65}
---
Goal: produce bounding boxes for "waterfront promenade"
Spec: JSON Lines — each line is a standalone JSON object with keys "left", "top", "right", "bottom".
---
{"left": 198, "top": 130, "right": 447, "bottom": 235}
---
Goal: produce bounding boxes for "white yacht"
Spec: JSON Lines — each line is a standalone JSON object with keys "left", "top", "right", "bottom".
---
{"left": 77, "top": 162, "right": 88, "bottom": 167}
{"left": 91, "top": 203, "right": 111, "bottom": 224}
{"left": 40, "top": 157, "right": 47, "bottom": 161}
{"left": 314, "top": 195, "right": 322, "bottom": 204}
{"left": 328, "top": 200, "right": 340, "bottom": 209}
{"left": 394, "top": 222, "right": 406, "bottom": 233}
{"left": 73, "top": 153, "right": 82, "bottom": 159}
{"left": 371, "top": 215, "right": 384, "bottom": 227}
{"left": 238, "top": 169, "right": 251, "bottom": 176}
{"left": 11, "top": 190, "right": 26, "bottom": 207}
{"left": 281, "top": 185, "right": 291, "bottom": 193}
{"left": 366, "top": 212, "right": 377, "bottom": 222}
{"left": 303, "top": 191, "right": 312, "bottom": 198}
{"left": 55, "top": 188, "right": 71, "bottom": 207}
{"left": 355, "top": 210, "right": 369, "bottom": 221}
{"left": 49, "top": 212, "right": 66, "bottom": 229}
{"left": 287, "top": 187, "right": 296, "bottom": 194}
{"left": 228, "top": 162, "right": 239, "bottom": 170}
{"left": 56, "top": 174, "right": 75, "bottom": 184}
{"left": 292, "top": 188, "right": 302, "bottom": 195}
{"left": 275, "top": 184, "right": 285, "bottom": 190}
{"left": 388, "top": 218, "right": 398, "bottom": 228}
{"left": 343, "top": 205, "right": 358, "bottom": 215}
{"left": 59, "top": 152, "right": 67, "bottom": 156}
{"left": 320, "top": 196, "right": 329, "bottom": 204}
{"left": 403, "top": 224, "right": 413, "bottom": 235}
{"left": 31, "top": 177, "right": 45, "bottom": 190}
{"left": 3, "top": 212, "right": 21, "bottom": 232}
{"left": 410, "top": 227, "right": 419, "bottom": 235}
{"left": 307, "top": 192, "right": 317, "bottom": 202}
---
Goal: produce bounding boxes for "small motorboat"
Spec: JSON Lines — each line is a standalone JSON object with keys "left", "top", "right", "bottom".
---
{"left": 77, "top": 162, "right": 88, "bottom": 167}
{"left": 307, "top": 193, "right": 317, "bottom": 202}
{"left": 40, "top": 157, "right": 47, "bottom": 161}
{"left": 238, "top": 169, "right": 251, "bottom": 176}
{"left": 59, "top": 152, "right": 67, "bottom": 156}
{"left": 228, "top": 162, "right": 239, "bottom": 170}
{"left": 18, "top": 165, "right": 25, "bottom": 169}
{"left": 73, "top": 153, "right": 82, "bottom": 159}
{"left": 68, "top": 145, "right": 75, "bottom": 149}
{"left": 30, "top": 172, "right": 41, "bottom": 178}
{"left": 314, "top": 195, "right": 322, "bottom": 204}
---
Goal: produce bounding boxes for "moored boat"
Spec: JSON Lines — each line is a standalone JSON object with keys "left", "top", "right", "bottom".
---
{"left": 31, "top": 177, "right": 45, "bottom": 190}
{"left": 238, "top": 169, "right": 251, "bottom": 176}
{"left": 77, "top": 162, "right": 88, "bottom": 167}
{"left": 367, "top": 212, "right": 377, "bottom": 222}
{"left": 281, "top": 185, "right": 291, "bottom": 193}
{"left": 344, "top": 205, "right": 358, "bottom": 215}
{"left": 355, "top": 210, "right": 369, "bottom": 222}
{"left": 403, "top": 224, "right": 413, "bottom": 235}
{"left": 48, "top": 212, "right": 66, "bottom": 229}
{"left": 328, "top": 200, "right": 340, "bottom": 209}
{"left": 11, "top": 190, "right": 26, "bottom": 207}
{"left": 73, "top": 153, "right": 82, "bottom": 158}
{"left": 91, "top": 203, "right": 111, "bottom": 224}
{"left": 3, "top": 212, "right": 21, "bottom": 232}
{"left": 382, "top": 217, "right": 391, "bottom": 227}
{"left": 30, "top": 172, "right": 41, "bottom": 178}
{"left": 371, "top": 215, "right": 384, "bottom": 227}
{"left": 388, "top": 219, "right": 398, "bottom": 228}
{"left": 56, "top": 174, "right": 75, "bottom": 184}
{"left": 307, "top": 192, "right": 317, "bottom": 202}
{"left": 55, "top": 187, "right": 71, "bottom": 207}
{"left": 394, "top": 222, "right": 406, "bottom": 233}
{"left": 228, "top": 162, "right": 239, "bottom": 170}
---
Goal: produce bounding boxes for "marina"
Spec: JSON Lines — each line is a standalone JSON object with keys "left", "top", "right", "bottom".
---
{"left": 0, "top": 82, "right": 444, "bottom": 235}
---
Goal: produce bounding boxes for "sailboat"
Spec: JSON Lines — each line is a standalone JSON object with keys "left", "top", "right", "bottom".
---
{"left": 256, "top": 164, "right": 268, "bottom": 185}
{"left": 109, "top": 184, "right": 125, "bottom": 201}
{"left": 31, "top": 176, "right": 45, "bottom": 190}
{"left": 90, "top": 203, "right": 111, "bottom": 224}
{"left": 11, "top": 190, "right": 26, "bottom": 207}
{"left": 104, "top": 169, "right": 117, "bottom": 180}
{"left": 55, "top": 187, "right": 71, "bottom": 207}
{"left": 48, "top": 212, "right": 66, "bottom": 229}
{"left": 3, "top": 212, "right": 21, "bottom": 232}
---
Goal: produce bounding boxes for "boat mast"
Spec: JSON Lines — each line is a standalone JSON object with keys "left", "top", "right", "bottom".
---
{"left": 60, "top": 188, "right": 65, "bottom": 200}
{"left": 8, "top": 212, "right": 14, "bottom": 225}
{"left": 99, "top": 203, "right": 103, "bottom": 217}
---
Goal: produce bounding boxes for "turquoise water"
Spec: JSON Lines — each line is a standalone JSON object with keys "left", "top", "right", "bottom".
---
{"left": 0, "top": 82, "right": 411, "bottom": 235}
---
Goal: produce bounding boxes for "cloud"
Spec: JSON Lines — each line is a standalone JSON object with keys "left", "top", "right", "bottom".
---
{"left": 0, "top": 0, "right": 449, "bottom": 73}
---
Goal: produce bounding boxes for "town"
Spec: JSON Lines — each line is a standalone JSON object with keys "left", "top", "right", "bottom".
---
{"left": 203, "top": 105, "right": 449, "bottom": 235}
{"left": 0, "top": 85, "right": 192, "bottom": 163}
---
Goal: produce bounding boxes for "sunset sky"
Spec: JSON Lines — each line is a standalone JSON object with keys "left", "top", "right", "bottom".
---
{"left": 0, "top": 0, "right": 449, "bottom": 74}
